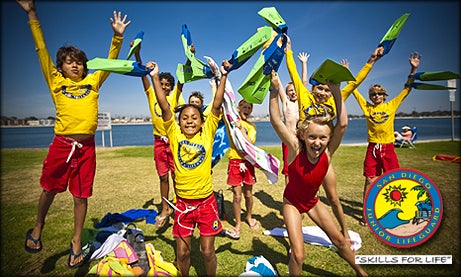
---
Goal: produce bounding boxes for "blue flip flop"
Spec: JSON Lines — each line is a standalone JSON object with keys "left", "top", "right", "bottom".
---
{"left": 67, "top": 241, "right": 94, "bottom": 269}
{"left": 24, "top": 228, "right": 42, "bottom": 253}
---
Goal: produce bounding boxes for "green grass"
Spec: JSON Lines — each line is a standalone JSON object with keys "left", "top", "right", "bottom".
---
{"left": 1, "top": 141, "right": 460, "bottom": 276}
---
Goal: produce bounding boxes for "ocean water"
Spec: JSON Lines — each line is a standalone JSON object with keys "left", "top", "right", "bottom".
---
{"left": 1, "top": 117, "right": 459, "bottom": 149}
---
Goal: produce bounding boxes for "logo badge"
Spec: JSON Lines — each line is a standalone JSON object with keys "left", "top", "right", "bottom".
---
{"left": 178, "top": 140, "right": 205, "bottom": 169}
{"left": 364, "top": 168, "right": 443, "bottom": 248}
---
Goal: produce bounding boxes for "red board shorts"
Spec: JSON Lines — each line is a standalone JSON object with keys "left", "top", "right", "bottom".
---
{"left": 40, "top": 135, "right": 95, "bottom": 198}
{"left": 363, "top": 143, "right": 400, "bottom": 177}
{"left": 227, "top": 159, "right": 256, "bottom": 186}
{"left": 172, "top": 194, "right": 222, "bottom": 238}
{"left": 153, "top": 136, "right": 175, "bottom": 177}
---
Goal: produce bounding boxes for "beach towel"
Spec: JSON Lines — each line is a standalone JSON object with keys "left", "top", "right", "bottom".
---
{"left": 239, "top": 255, "right": 278, "bottom": 277}
{"left": 90, "top": 232, "right": 127, "bottom": 261}
{"left": 89, "top": 240, "right": 141, "bottom": 276}
{"left": 145, "top": 243, "right": 181, "bottom": 276}
{"left": 95, "top": 209, "right": 158, "bottom": 228}
{"left": 222, "top": 79, "right": 280, "bottom": 184}
{"left": 211, "top": 118, "right": 230, "bottom": 167}
{"left": 263, "top": 226, "right": 362, "bottom": 252}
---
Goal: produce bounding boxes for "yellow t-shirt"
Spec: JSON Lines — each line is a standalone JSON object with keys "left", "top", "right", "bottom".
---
{"left": 352, "top": 86, "right": 412, "bottom": 144}
{"left": 30, "top": 20, "right": 123, "bottom": 135}
{"left": 285, "top": 49, "right": 373, "bottom": 121}
{"left": 227, "top": 120, "right": 257, "bottom": 160}
{"left": 146, "top": 86, "right": 185, "bottom": 136}
{"left": 164, "top": 112, "right": 220, "bottom": 199}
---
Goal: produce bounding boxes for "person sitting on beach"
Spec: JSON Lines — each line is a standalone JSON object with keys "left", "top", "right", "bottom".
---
{"left": 394, "top": 125, "right": 413, "bottom": 140}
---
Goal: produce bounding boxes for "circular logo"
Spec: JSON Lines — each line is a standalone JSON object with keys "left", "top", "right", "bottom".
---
{"left": 364, "top": 168, "right": 443, "bottom": 248}
{"left": 178, "top": 140, "right": 205, "bottom": 169}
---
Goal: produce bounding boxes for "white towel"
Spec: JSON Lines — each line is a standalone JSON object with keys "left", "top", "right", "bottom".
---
{"left": 263, "top": 226, "right": 362, "bottom": 252}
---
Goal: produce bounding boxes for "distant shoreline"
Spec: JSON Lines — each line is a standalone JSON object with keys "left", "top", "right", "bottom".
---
{"left": 1, "top": 139, "right": 458, "bottom": 150}
{"left": 2, "top": 115, "right": 460, "bottom": 128}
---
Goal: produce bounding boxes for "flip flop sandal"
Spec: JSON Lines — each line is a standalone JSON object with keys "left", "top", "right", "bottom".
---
{"left": 223, "top": 228, "right": 240, "bottom": 240}
{"left": 247, "top": 220, "right": 259, "bottom": 230}
{"left": 67, "top": 241, "right": 94, "bottom": 269}
{"left": 24, "top": 228, "right": 42, "bottom": 253}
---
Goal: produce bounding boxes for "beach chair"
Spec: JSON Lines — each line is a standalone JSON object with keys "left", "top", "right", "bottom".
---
{"left": 395, "top": 126, "right": 417, "bottom": 148}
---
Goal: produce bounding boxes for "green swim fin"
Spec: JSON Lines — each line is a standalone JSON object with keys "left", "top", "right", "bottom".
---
{"left": 409, "top": 71, "right": 460, "bottom": 81}
{"left": 87, "top": 58, "right": 149, "bottom": 76}
{"left": 237, "top": 55, "right": 271, "bottom": 104}
{"left": 310, "top": 59, "right": 356, "bottom": 85}
{"left": 258, "top": 7, "right": 288, "bottom": 33}
{"left": 405, "top": 82, "right": 456, "bottom": 90}
{"left": 226, "top": 26, "right": 273, "bottom": 72}
{"left": 379, "top": 13, "right": 410, "bottom": 55}
{"left": 126, "top": 31, "right": 144, "bottom": 60}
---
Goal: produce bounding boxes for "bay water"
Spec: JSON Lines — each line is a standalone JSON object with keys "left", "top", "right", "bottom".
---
{"left": 1, "top": 117, "right": 459, "bottom": 149}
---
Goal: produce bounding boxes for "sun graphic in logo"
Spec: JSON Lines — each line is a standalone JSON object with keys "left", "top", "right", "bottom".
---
{"left": 364, "top": 168, "right": 443, "bottom": 248}
{"left": 382, "top": 184, "right": 408, "bottom": 207}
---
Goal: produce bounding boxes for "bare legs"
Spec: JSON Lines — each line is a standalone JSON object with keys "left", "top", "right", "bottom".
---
{"left": 175, "top": 236, "right": 216, "bottom": 276}
{"left": 232, "top": 184, "right": 256, "bottom": 232}
{"left": 361, "top": 176, "right": 376, "bottom": 224}
{"left": 25, "top": 190, "right": 55, "bottom": 250}
{"left": 158, "top": 174, "right": 172, "bottom": 217}
{"left": 69, "top": 196, "right": 88, "bottom": 266}
{"left": 283, "top": 200, "right": 368, "bottom": 277}
{"left": 26, "top": 190, "right": 89, "bottom": 267}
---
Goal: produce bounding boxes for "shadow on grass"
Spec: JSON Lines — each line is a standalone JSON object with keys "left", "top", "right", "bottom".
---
{"left": 41, "top": 248, "right": 91, "bottom": 276}
{"left": 215, "top": 237, "right": 336, "bottom": 276}
{"left": 253, "top": 190, "right": 283, "bottom": 211}
{"left": 319, "top": 196, "right": 364, "bottom": 223}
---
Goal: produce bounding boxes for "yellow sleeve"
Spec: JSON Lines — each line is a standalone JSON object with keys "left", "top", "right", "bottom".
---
{"left": 29, "top": 20, "right": 55, "bottom": 90}
{"left": 351, "top": 89, "right": 369, "bottom": 114}
{"left": 342, "top": 63, "right": 373, "bottom": 100}
{"left": 286, "top": 50, "right": 313, "bottom": 122}
{"left": 92, "top": 34, "right": 124, "bottom": 90}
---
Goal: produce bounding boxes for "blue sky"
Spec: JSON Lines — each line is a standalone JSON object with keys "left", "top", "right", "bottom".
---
{"left": 1, "top": 1, "right": 459, "bottom": 118}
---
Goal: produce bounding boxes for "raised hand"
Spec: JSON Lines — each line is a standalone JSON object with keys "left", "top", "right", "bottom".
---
{"left": 297, "top": 52, "right": 310, "bottom": 63}
{"left": 409, "top": 51, "right": 421, "bottom": 69}
{"left": 110, "top": 11, "right": 131, "bottom": 37}
{"left": 340, "top": 59, "right": 349, "bottom": 69}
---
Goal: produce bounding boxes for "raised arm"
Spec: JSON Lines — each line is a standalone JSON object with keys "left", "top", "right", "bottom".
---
{"left": 133, "top": 41, "right": 150, "bottom": 91}
{"left": 148, "top": 62, "right": 172, "bottom": 121}
{"left": 270, "top": 69, "right": 287, "bottom": 108}
{"left": 17, "top": 0, "right": 38, "bottom": 20}
{"left": 210, "top": 61, "right": 229, "bottom": 117}
{"left": 269, "top": 71, "right": 296, "bottom": 149}
{"left": 327, "top": 80, "right": 347, "bottom": 156}
{"left": 341, "top": 46, "right": 384, "bottom": 100}
{"left": 367, "top": 46, "right": 384, "bottom": 66}
{"left": 298, "top": 52, "right": 310, "bottom": 87}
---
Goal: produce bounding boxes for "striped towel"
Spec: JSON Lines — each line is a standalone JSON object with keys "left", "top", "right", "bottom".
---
{"left": 222, "top": 79, "right": 280, "bottom": 184}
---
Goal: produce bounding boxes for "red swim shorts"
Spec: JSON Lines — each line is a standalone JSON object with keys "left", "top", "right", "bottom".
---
{"left": 40, "top": 135, "right": 95, "bottom": 198}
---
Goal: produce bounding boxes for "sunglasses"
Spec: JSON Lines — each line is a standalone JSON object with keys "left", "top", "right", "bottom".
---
{"left": 369, "top": 92, "right": 386, "bottom": 96}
